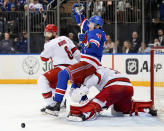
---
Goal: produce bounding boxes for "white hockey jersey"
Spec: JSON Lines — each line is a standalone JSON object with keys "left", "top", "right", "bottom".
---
{"left": 40, "top": 36, "right": 81, "bottom": 66}
{"left": 83, "top": 66, "right": 132, "bottom": 91}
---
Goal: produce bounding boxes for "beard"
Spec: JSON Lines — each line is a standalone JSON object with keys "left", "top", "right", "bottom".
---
{"left": 45, "top": 36, "right": 56, "bottom": 42}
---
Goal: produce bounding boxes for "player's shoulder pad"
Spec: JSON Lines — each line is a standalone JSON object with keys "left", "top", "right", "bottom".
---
{"left": 44, "top": 41, "right": 52, "bottom": 48}
{"left": 54, "top": 36, "right": 68, "bottom": 42}
{"left": 59, "top": 36, "right": 72, "bottom": 43}
{"left": 92, "top": 28, "right": 103, "bottom": 34}
{"left": 44, "top": 38, "right": 57, "bottom": 48}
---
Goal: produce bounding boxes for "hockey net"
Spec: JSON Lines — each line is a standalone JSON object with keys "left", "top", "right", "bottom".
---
{"left": 150, "top": 47, "right": 164, "bottom": 114}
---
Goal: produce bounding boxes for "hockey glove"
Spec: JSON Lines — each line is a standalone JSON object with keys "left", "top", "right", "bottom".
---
{"left": 72, "top": 3, "right": 85, "bottom": 25}
{"left": 78, "top": 33, "right": 85, "bottom": 42}
{"left": 72, "top": 3, "right": 85, "bottom": 15}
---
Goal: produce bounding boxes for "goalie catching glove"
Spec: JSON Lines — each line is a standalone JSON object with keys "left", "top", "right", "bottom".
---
{"left": 70, "top": 85, "right": 89, "bottom": 103}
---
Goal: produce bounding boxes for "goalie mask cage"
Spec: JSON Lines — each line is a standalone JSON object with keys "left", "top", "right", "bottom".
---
{"left": 150, "top": 47, "right": 164, "bottom": 114}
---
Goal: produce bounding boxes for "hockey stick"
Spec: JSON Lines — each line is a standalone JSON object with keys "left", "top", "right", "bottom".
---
{"left": 77, "top": 0, "right": 83, "bottom": 33}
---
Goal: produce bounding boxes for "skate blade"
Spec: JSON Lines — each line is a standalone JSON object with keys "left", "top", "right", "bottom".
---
{"left": 67, "top": 115, "right": 83, "bottom": 122}
{"left": 41, "top": 111, "right": 47, "bottom": 115}
{"left": 45, "top": 110, "right": 59, "bottom": 116}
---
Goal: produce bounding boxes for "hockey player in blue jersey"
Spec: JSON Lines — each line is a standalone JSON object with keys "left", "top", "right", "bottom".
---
{"left": 43, "top": 3, "right": 106, "bottom": 115}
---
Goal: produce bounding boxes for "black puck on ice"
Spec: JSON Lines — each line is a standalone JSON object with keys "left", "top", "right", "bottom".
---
{"left": 21, "top": 123, "right": 25, "bottom": 128}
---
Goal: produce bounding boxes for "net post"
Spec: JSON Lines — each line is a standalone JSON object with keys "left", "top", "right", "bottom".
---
{"left": 150, "top": 49, "right": 154, "bottom": 109}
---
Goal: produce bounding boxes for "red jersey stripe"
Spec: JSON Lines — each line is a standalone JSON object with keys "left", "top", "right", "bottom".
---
{"left": 80, "top": 18, "right": 87, "bottom": 27}
{"left": 81, "top": 55, "right": 101, "bottom": 66}
{"left": 90, "top": 40, "right": 100, "bottom": 47}
{"left": 105, "top": 78, "right": 131, "bottom": 87}
{"left": 56, "top": 89, "right": 65, "bottom": 95}
{"left": 42, "top": 91, "right": 52, "bottom": 98}
{"left": 95, "top": 72, "right": 101, "bottom": 84}
{"left": 41, "top": 57, "right": 49, "bottom": 62}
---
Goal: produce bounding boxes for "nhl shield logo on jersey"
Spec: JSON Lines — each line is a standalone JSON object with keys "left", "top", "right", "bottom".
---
{"left": 126, "top": 58, "right": 139, "bottom": 74}
{"left": 22, "top": 56, "right": 40, "bottom": 75}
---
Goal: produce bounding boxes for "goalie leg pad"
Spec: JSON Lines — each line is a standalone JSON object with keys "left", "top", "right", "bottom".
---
{"left": 68, "top": 109, "right": 98, "bottom": 121}
{"left": 69, "top": 101, "right": 102, "bottom": 121}
{"left": 70, "top": 101, "right": 102, "bottom": 113}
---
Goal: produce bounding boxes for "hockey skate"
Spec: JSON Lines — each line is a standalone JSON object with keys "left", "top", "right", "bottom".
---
{"left": 40, "top": 102, "right": 61, "bottom": 116}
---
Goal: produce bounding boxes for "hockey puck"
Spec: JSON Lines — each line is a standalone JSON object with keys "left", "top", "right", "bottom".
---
{"left": 21, "top": 123, "right": 25, "bottom": 128}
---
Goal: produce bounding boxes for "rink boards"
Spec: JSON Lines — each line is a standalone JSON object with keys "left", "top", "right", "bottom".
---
{"left": 0, "top": 54, "right": 164, "bottom": 87}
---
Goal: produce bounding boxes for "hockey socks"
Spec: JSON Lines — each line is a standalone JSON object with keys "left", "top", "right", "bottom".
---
{"left": 53, "top": 69, "right": 69, "bottom": 103}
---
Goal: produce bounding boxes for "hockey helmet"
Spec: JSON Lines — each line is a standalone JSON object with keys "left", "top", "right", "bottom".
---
{"left": 44, "top": 24, "right": 58, "bottom": 33}
{"left": 44, "top": 24, "right": 58, "bottom": 37}
{"left": 89, "top": 15, "right": 103, "bottom": 27}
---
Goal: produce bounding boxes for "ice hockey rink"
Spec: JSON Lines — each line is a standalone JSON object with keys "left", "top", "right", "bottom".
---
{"left": 0, "top": 84, "right": 164, "bottom": 131}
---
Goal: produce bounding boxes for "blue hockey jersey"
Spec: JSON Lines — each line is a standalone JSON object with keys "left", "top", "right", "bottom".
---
{"left": 78, "top": 18, "right": 106, "bottom": 69}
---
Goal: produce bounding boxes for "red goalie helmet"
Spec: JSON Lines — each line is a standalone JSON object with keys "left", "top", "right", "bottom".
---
{"left": 44, "top": 24, "right": 58, "bottom": 33}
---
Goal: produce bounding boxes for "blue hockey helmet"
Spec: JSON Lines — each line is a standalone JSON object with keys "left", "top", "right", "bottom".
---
{"left": 89, "top": 15, "right": 103, "bottom": 27}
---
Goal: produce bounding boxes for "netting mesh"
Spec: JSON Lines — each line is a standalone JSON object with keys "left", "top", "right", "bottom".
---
{"left": 153, "top": 48, "right": 164, "bottom": 114}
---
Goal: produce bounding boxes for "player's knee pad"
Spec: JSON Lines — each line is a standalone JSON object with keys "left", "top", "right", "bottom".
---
{"left": 38, "top": 75, "right": 49, "bottom": 85}
{"left": 38, "top": 75, "right": 52, "bottom": 94}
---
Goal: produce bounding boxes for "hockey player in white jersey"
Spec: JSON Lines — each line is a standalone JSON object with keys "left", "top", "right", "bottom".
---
{"left": 68, "top": 66, "right": 134, "bottom": 121}
{"left": 38, "top": 24, "right": 81, "bottom": 114}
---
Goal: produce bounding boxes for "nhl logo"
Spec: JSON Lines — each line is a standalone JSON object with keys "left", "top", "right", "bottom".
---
{"left": 126, "top": 58, "right": 138, "bottom": 74}
{"left": 22, "top": 56, "right": 40, "bottom": 75}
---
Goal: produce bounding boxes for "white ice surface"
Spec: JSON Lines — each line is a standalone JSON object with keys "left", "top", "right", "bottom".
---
{"left": 0, "top": 84, "right": 164, "bottom": 131}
